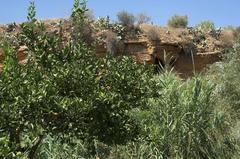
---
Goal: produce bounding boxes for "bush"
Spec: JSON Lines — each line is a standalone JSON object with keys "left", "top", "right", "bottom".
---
{"left": 207, "top": 38, "right": 240, "bottom": 158}
{"left": 168, "top": 15, "right": 188, "bottom": 28}
{"left": 117, "top": 11, "right": 135, "bottom": 27}
{"left": 210, "top": 38, "right": 240, "bottom": 115}
{"left": 104, "top": 31, "right": 124, "bottom": 55}
{"left": 145, "top": 27, "right": 160, "bottom": 41}
{"left": 234, "top": 27, "right": 240, "bottom": 38}
{"left": 231, "top": 26, "right": 240, "bottom": 40}
{"left": 195, "top": 20, "right": 215, "bottom": 32}
{"left": 136, "top": 13, "right": 151, "bottom": 25}
{"left": 95, "top": 16, "right": 126, "bottom": 41}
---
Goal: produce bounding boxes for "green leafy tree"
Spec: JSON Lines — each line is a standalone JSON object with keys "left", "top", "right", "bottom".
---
{"left": 0, "top": 1, "right": 152, "bottom": 158}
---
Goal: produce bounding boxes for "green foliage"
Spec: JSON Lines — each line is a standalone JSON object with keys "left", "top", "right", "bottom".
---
{"left": 71, "top": 0, "right": 87, "bottom": 20}
{"left": 1, "top": 31, "right": 149, "bottom": 159}
{"left": 83, "top": 55, "right": 151, "bottom": 146}
{"left": 222, "top": 40, "right": 240, "bottom": 114}
{"left": 168, "top": 15, "right": 188, "bottom": 28}
{"left": 95, "top": 17, "right": 126, "bottom": 53}
{"left": 36, "top": 136, "right": 89, "bottom": 159}
{"left": 195, "top": 20, "right": 215, "bottom": 32}
{"left": 70, "top": 0, "right": 94, "bottom": 45}
{"left": 194, "top": 21, "right": 221, "bottom": 39}
{"left": 99, "top": 17, "right": 125, "bottom": 37}
{"left": 207, "top": 37, "right": 240, "bottom": 159}
{"left": 27, "top": 1, "right": 36, "bottom": 21}
{"left": 0, "top": 1, "right": 153, "bottom": 158}
{"left": 95, "top": 16, "right": 126, "bottom": 41}
{"left": 209, "top": 38, "right": 240, "bottom": 116}
{"left": 71, "top": 0, "right": 87, "bottom": 34}
{"left": 117, "top": 11, "right": 136, "bottom": 27}
{"left": 0, "top": 40, "right": 151, "bottom": 157}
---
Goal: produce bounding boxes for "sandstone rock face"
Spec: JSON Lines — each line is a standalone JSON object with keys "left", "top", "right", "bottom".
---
{"left": 94, "top": 39, "right": 222, "bottom": 78}
{"left": 0, "top": 19, "right": 231, "bottom": 77}
{"left": 17, "top": 46, "right": 28, "bottom": 61}
{"left": 174, "top": 51, "right": 222, "bottom": 78}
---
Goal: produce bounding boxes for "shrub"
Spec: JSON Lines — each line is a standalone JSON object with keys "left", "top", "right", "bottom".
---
{"left": 195, "top": 20, "right": 215, "bottom": 32}
{"left": 117, "top": 11, "right": 135, "bottom": 27}
{"left": 167, "top": 15, "right": 188, "bottom": 28}
{"left": 234, "top": 27, "right": 240, "bottom": 37}
{"left": 104, "top": 31, "right": 123, "bottom": 55}
{"left": 95, "top": 16, "right": 126, "bottom": 40}
{"left": 136, "top": 13, "right": 151, "bottom": 25}
{"left": 207, "top": 38, "right": 240, "bottom": 158}
{"left": 210, "top": 38, "right": 240, "bottom": 115}
{"left": 6, "top": 23, "right": 17, "bottom": 33}
{"left": 145, "top": 27, "right": 160, "bottom": 41}
{"left": 231, "top": 26, "right": 240, "bottom": 40}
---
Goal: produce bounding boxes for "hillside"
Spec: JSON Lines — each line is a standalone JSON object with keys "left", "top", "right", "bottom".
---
{"left": 0, "top": 18, "right": 237, "bottom": 77}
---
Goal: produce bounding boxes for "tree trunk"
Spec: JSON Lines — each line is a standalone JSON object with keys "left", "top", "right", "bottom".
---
{"left": 28, "top": 135, "right": 44, "bottom": 159}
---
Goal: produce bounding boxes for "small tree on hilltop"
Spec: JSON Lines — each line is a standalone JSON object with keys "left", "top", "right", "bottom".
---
{"left": 136, "top": 13, "right": 151, "bottom": 25}
{"left": 167, "top": 15, "right": 188, "bottom": 28}
{"left": 117, "top": 11, "right": 136, "bottom": 27}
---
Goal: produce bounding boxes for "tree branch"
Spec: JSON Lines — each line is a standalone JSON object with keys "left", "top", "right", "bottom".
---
{"left": 28, "top": 135, "right": 44, "bottom": 159}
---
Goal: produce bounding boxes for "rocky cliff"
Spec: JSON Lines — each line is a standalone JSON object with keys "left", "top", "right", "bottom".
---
{"left": 0, "top": 19, "right": 236, "bottom": 77}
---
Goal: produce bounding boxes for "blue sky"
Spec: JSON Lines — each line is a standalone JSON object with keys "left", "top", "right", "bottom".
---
{"left": 0, "top": 0, "right": 239, "bottom": 27}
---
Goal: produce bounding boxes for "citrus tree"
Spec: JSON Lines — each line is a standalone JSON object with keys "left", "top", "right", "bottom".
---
{"left": 0, "top": 1, "right": 152, "bottom": 158}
